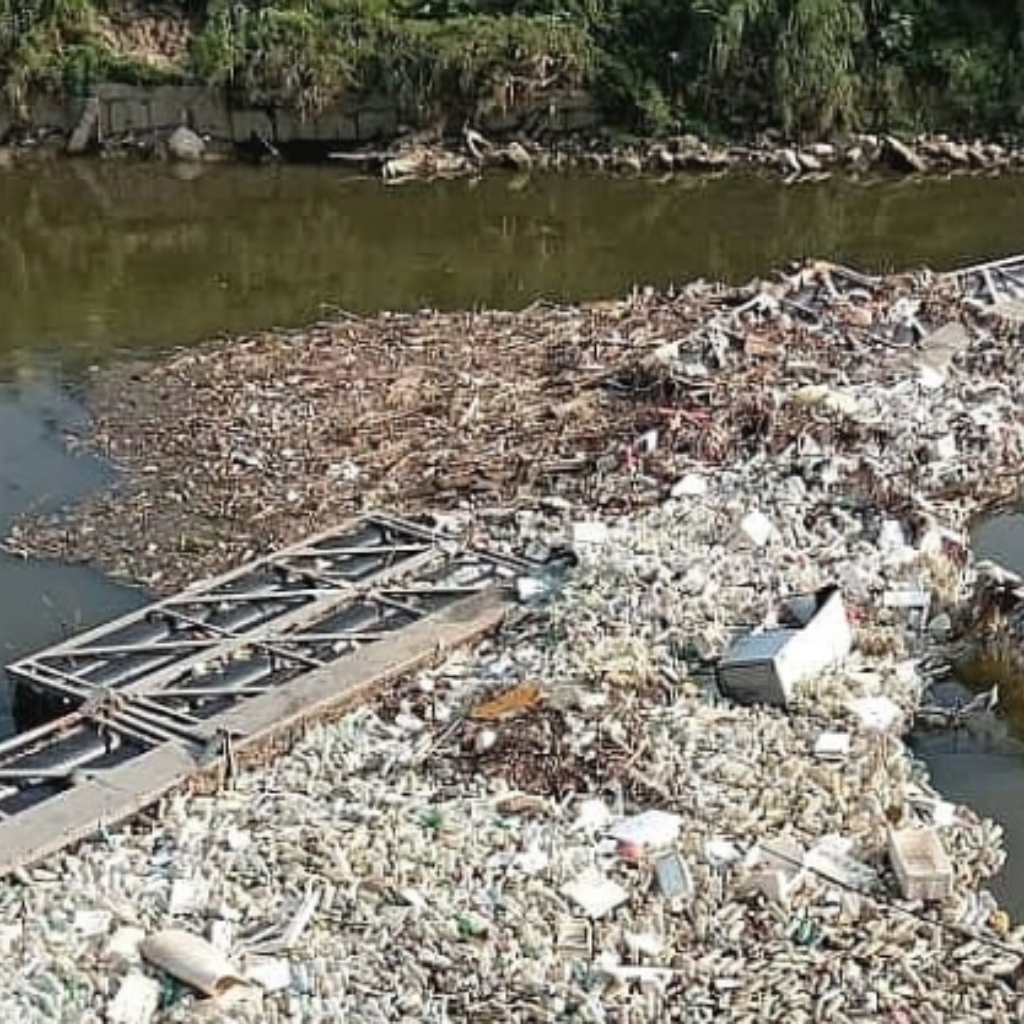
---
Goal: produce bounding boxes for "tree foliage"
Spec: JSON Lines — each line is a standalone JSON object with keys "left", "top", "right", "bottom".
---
{"left": 2, "top": 0, "right": 1024, "bottom": 135}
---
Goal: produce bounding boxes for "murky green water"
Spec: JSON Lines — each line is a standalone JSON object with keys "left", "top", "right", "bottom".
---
{"left": 6, "top": 163, "right": 1024, "bottom": 360}
{"left": 4, "top": 161, "right": 1024, "bottom": 910}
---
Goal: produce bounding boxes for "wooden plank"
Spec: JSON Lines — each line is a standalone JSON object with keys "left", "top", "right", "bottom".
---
{"left": 0, "top": 745, "right": 197, "bottom": 877}
{"left": 218, "top": 588, "right": 510, "bottom": 743}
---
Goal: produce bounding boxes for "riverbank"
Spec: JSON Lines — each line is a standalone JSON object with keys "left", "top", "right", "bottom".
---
{"left": 9, "top": 107, "right": 1024, "bottom": 185}
{"left": 6, "top": 0, "right": 1024, "bottom": 150}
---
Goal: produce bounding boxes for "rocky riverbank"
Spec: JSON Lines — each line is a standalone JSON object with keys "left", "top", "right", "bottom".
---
{"left": 342, "top": 129, "right": 1024, "bottom": 183}
{"left": 6, "top": 115, "right": 1024, "bottom": 183}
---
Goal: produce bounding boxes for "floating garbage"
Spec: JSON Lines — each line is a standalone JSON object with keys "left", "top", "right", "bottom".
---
{"left": 0, "top": 256, "right": 1022, "bottom": 1022}
{"left": 140, "top": 929, "right": 252, "bottom": 999}
{"left": 107, "top": 972, "right": 161, "bottom": 1024}
{"left": 888, "top": 828, "right": 955, "bottom": 902}
{"left": 814, "top": 731, "right": 852, "bottom": 761}
{"left": 717, "top": 587, "right": 853, "bottom": 706}
{"left": 651, "top": 850, "right": 694, "bottom": 900}
{"left": 561, "top": 870, "right": 630, "bottom": 918}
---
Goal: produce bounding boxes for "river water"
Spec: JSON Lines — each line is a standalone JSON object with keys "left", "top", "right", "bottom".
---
{"left": 3, "top": 161, "right": 1024, "bottom": 911}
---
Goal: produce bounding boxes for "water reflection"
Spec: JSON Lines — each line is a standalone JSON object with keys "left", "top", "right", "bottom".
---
{"left": 2, "top": 164, "right": 1024, "bottom": 358}
{"left": 0, "top": 373, "right": 146, "bottom": 731}
{"left": 912, "top": 730, "right": 1024, "bottom": 919}
{"left": 974, "top": 513, "right": 1024, "bottom": 575}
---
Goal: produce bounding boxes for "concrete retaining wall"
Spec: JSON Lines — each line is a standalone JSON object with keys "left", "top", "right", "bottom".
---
{"left": 4, "top": 85, "right": 604, "bottom": 146}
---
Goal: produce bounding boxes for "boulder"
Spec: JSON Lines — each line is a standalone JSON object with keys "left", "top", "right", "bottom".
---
{"left": 938, "top": 140, "right": 971, "bottom": 166}
{"left": 650, "top": 145, "right": 675, "bottom": 171}
{"left": 168, "top": 125, "right": 205, "bottom": 163}
{"left": 502, "top": 141, "right": 533, "bottom": 171}
{"left": 778, "top": 148, "right": 802, "bottom": 174}
{"left": 882, "top": 135, "right": 927, "bottom": 173}
{"left": 966, "top": 143, "right": 989, "bottom": 168}
{"left": 615, "top": 151, "right": 643, "bottom": 174}
{"left": 796, "top": 150, "right": 823, "bottom": 172}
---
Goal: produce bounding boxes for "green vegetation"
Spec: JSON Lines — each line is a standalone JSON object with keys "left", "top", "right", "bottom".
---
{"left": 0, "top": 0, "right": 177, "bottom": 114}
{"left": 2, "top": 0, "right": 1024, "bottom": 136}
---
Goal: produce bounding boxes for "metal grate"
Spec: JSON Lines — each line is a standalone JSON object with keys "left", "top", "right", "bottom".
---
{"left": 1, "top": 514, "right": 528, "bottom": 815}
{"left": 946, "top": 253, "right": 1024, "bottom": 310}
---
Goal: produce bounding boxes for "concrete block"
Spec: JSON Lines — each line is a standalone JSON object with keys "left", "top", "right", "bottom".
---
{"left": 105, "top": 98, "right": 152, "bottom": 135}
{"left": 356, "top": 106, "right": 398, "bottom": 142}
{"left": 185, "top": 93, "right": 233, "bottom": 140}
{"left": 561, "top": 101, "right": 603, "bottom": 133}
{"left": 335, "top": 114, "right": 359, "bottom": 144}
{"left": 227, "top": 108, "right": 275, "bottom": 143}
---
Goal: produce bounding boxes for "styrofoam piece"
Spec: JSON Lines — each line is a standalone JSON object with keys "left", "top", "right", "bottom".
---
{"left": 245, "top": 956, "right": 293, "bottom": 993}
{"left": 516, "top": 576, "right": 548, "bottom": 602}
{"left": 209, "top": 919, "right": 234, "bottom": 953}
{"left": 226, "top": 828, "right": 252, "bottom": 852}
{"left": 561, "top": 869, "right": 630, "bottom": 918}
{"left": 107, "top": 972, "right": 161, "bottom": 1024}
{"left": 753, "top": 838, "right": 805, "bottom": 875}
{"left": 105, "top": 926, "right": 147, "bottom": 964}
{"left": 847, "top": 695, "right": 903, "bottom": 734}
{"left": 934, "top": 433, "right": 957, "bottom": 459}
{"left": 814, "top": 732, "right": 851, "bottom": 761}
{"left": 624, "top": 931, "right": 666, "bottom": 957}
{"left": 739, "top": 510, "right": 775, "bottom": 547}
{"left": 718, "top": 588, "right": 852, "bottom": 706}
{"left": 511, "top": 844, "right": 549, "bottom": 875}
{"left": 0, "top": 925, "right": 21, "bottom": 956}
{"left": 888, "top": 828, "right": 954, "bottom": 902}
{"left": 572, "top": 798, "right": 612, "bottom": 832}
{"left": 169, "top": 877, "right": 210, "bottom": 916}
{"left": 882, "top": 588, "right": 931, "bottom": 609}
{"left": 74, "top": 908, "right": 113, "bottom": 937}
{"left": 600, "top": 961, "right": 676, "bottom": 988}
{"left": 878, "top": 519, "right": 914, "bottom": 564}
{"left": 704, "top": 839, "right": 742, "bottom": 867}
{"left": 608, "top": 810, "right": 681, "bottom": 850}
{"left": 805, "top": 837, "right": 878, "bottom": 890}
{"left": 670, "top": 473, "right": 708, "bottom": 498}
{"left": 753, "top": 869, "right": 802, "bottom": 906}
{"left": 571, "top": 521, "right": 609, "bottom": 552}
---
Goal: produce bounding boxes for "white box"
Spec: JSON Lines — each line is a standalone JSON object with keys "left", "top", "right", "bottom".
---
{"left": 717, "top": 587, "right": 852, "bottom": 707}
